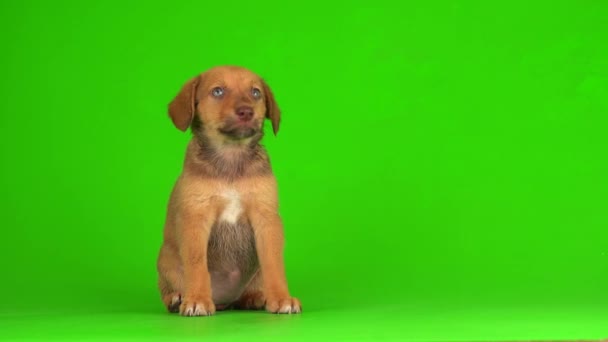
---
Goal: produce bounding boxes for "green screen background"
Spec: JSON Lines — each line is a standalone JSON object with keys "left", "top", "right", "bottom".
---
{"left": 1, "top": 1, "right": 607, "bottom": 340}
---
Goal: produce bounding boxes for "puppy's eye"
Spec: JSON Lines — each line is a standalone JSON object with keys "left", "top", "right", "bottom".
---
{"left": 251, "top": 88, "right": 261, "bottom": 99}
{"left": 211, "top": 87, "right": 224, "bottom": 97}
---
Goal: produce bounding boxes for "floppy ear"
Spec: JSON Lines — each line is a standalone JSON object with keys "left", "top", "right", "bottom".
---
{"left": 262, "top": 79, "right": 281, "bottom": 135}
{"left": 168, "top": 75, "right": 200, "bottom": 131}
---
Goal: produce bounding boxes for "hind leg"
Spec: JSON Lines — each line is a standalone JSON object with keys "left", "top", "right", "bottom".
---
{"left": 157, "top": 244, "right": 183, "bottom": 313}
{"left": 232, "top": 270, "right": 265, "bottom": 310}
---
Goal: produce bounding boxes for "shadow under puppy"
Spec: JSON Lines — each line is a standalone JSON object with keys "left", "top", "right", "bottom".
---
{"left": 157, "top": 66, "right": 301, "bottom": 316}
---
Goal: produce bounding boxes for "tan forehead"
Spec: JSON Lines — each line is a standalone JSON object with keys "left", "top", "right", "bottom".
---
{"left": 201, "top": 66, "right": 261, "bottom": 87}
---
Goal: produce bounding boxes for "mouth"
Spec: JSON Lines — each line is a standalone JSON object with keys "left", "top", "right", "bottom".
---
{"left": 218, "top": 122, "right": 259, "bottom": 140}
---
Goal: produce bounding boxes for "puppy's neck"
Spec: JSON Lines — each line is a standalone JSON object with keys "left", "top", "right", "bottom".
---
{"left": 185, "top": 130, "right": 271, "bottom": 180}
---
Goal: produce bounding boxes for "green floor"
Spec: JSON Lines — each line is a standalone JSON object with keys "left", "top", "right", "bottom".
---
{"left": 2, "top": 300, "right": 607, "bottom": 341}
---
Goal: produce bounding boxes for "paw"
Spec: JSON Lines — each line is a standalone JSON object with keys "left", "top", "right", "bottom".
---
{"left": 265, "top": 296, "right": 302, "bottom": 314}
{"left": 162, "top": 293, "right": 181, "bottom": 313}
{"left": 179, "top": 296, "right": 216, "bottom": 317}
{"left": 233, "top": 290, "right": 266, "bottom": 310}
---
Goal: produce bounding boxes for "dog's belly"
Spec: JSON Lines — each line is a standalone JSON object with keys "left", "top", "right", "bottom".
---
{"left": 207, "top": 220, "right": 258, "bottom": 306}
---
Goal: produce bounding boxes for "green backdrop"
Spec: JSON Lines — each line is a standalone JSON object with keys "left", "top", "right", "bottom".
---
{"left": 1, "top": 0, "right": 607, "bottom": 341}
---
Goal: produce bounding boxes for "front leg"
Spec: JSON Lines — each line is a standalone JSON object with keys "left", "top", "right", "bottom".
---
{"left": 249, "top": 207, "right": 301, "bottom": 314}
{"left": 177, "top": 205, "right": 217, "bottom": 317}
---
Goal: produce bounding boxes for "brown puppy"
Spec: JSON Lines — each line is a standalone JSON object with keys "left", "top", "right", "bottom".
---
{"left": 156, "top": 66, "right": 301, "bottom": 316}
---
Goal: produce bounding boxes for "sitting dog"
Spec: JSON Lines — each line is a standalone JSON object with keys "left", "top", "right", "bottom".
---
{"left": 156, "top": 66, "right": 301, "bottom": 316}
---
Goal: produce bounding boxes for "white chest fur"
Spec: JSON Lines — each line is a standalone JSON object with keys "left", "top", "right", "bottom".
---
{"left": 219, "top": 189, "right": 243, "bottom": 224}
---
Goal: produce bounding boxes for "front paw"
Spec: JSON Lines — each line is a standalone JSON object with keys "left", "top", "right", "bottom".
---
{"left": 179, "top": 296, "right": 216, "bottom": 317}
{"left": 265, "top": 296, "right": 302, "bottom": 314}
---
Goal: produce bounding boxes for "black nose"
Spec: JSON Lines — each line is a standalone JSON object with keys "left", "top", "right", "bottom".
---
{"left": 236, "top": 106, "right": 254, "bottom": 121}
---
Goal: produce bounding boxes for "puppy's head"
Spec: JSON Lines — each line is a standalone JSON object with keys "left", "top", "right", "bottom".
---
{"left": 168, "top": 66, "right": 281, "bottom": 142}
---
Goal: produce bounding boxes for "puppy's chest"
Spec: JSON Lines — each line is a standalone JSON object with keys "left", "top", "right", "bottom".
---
{"left": 208, "top": 188, "right": 257, "bottom": 270}
{"left": 218, "top": 188, "right": 245, "bottom": 224}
